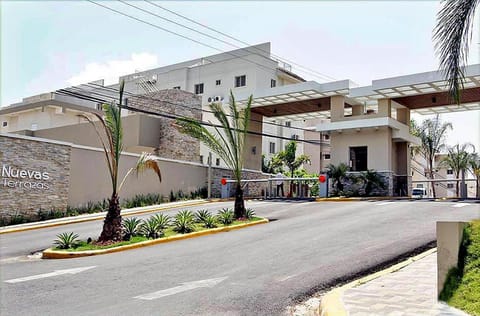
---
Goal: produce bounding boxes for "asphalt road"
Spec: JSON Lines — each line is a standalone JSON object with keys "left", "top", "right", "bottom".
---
{"left": 1, "top": 200, "right": 479, "bottom": 315}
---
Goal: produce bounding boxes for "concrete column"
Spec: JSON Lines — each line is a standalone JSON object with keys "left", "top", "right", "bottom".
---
{"left": 378, "top": 99, "right": 392, "bottom": 118}
{"left": 330, "top": 96, "right": 345, "bottom": 122}
{"left": 352, "top": 104, "right": 364, "bottom": 116}
{"left": 437, "top": 222, "right": 467, "bottom": 296}
{"left": 396, "top": 107, "right": 410, "bottom": 124}
{"left": 244, "top": 112, "right": 263, "bottom": 171}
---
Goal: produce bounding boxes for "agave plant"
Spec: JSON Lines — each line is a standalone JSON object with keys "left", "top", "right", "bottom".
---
{"left": 217, "top": 208, "right": 234, "bottom": 225}
{"left": 122, "top": 217, "right": 142, "bottom": 240}
{"left": 140, "top": 217, "right": 163, "bottom": 239}
{"left": 194, "top": 209, "right": 212, "bottom": 223}
{"left": 202, "top": 214, "right": 217, "bottom": 229}
{"left": 151, "top": 213, "right": 171, "bottom": 230}
{"left": 54, "top": 232, "right": 80, "bottom": 249}
{"left": 173, "top": 210, "right": 195, "bottom": 234}
{"left": 245, "top": 208, "right": 256, "bottom": 220}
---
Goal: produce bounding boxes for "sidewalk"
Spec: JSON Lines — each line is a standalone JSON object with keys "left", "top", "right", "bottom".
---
{"left": 323, "top": 251, "right": 469, "bottom": 316}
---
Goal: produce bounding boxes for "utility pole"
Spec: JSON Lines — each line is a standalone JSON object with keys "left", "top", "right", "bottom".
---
{"left": 207, "top": 152, "right": 212, "bottom": 199}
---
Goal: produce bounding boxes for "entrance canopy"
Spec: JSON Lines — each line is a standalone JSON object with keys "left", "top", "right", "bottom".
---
{"left": 236, "top": 64, "right": 480, "bottom": 121}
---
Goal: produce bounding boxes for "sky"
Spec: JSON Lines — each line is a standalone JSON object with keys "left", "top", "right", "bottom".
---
{"left": 1, "top": 0, "right": 479, "bottom": 149}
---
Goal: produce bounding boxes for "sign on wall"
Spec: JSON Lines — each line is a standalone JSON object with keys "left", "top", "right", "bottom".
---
{"left": 1, "top": 164, "right": 51, "bottom": 190}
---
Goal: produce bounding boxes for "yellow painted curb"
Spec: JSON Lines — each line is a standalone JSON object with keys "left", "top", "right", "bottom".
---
{"left": 319, "top": 248, "right": 437, "bottom": 316}
{"left": 0, "top": 200, "right": 211, "bottom": 235}
{"left": 42, "top": 218, "right": 269, "bottom": 259}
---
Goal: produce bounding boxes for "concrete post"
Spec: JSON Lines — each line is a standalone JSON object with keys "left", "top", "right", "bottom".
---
{"left": 396, "top": 107, "right": 410, "bottom": 124}
{"left": 437, "top": 221, "right": 467, "bottom": 297}
{"left": 352, "top": 104, "right": 364, "bottom": 116}
{"left": 330, "top": 96, "right": 345, "bottom": 122}
{"left": 207, "top": 152, "right": 212, "bottom": 199}
{"left": 378, "top": 99, "right": 392, "bottom": 118}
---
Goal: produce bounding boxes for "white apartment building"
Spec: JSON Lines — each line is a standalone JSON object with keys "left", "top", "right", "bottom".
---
{"left": 1, "top": 43, "right": 321, "bottom": 172}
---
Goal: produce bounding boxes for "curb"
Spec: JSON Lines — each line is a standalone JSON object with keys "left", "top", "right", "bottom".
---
{"left": 0, "top": 199, "right": 211, "bottom": 235}
{"left": 317, "top": 248, "right": 437, "bottom": 316}
{"left": 42, "top": 218, "right": 269, "bottom": 259}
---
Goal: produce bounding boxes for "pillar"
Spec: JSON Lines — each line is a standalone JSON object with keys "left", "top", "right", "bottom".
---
{"left": 330, "top": 96, "right": 345, "bottom": 121}
{"left": 378, "top": 99, "right": 392, "bottom": 118}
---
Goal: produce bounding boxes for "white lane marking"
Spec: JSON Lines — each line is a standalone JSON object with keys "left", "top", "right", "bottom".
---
{"left": 453, "top": 203, "right": 468, "bottom": 208}
{"left": 376, "top": 202, "right": 394, "bottom": 206}
{"left": 278, "top": 274, "right": 299, "bottom": 282}
{"left": 4, "top": 266, "right": 96, "bottom": 284}
{"left": 134, "top": 276, "right": 228, "bottom": 300}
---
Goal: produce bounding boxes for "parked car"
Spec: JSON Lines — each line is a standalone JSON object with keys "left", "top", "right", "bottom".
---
{"left": 412, "top": 188, "right": 428, "bottom": 199}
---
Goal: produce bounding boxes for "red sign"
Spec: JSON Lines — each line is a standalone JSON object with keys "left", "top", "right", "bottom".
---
{"left": 221, "top": 178, "right": 227, "bottom": 185}
{"left": 319, "top": 175, "right": 326, "bottom": 183}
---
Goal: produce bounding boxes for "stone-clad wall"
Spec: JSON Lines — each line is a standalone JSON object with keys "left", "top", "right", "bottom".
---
{"left": 0, "top": 134, "right": 71, "bottom": 220}
{"left": 128, "top": 90, "right": 202, "bottom": 163}
{"left": 211, "top": 167, "right": 270, "bottom": 198}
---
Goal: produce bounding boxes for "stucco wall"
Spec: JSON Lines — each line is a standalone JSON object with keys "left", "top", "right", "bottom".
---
{"left": 68, "top": 146, "right": 207, "bottom": 207}
{"left": 330, "top": 127, "right": 393, "bottom": 171}
{"left": 0, "top": 134, "right": 71, "bottom": 219}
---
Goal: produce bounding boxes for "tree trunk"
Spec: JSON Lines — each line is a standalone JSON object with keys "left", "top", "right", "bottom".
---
{"left": 234, "top": 184, "right": 246, "bottom": 219}
{"left": 98, "top": 193, "right": 123, "bottom": 242}
{"left": 429, "top": 161, "right": 436, "bottom": 198}
{"left": 476, "top": 178, "right": 480, "bottom": 199}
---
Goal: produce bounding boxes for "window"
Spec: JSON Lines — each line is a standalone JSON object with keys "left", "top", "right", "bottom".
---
{"left": 173, "top": 86, "right": 181, "bottom": 90}
{"left": 96, "top": 103, "right": 103, "bottom": 111}
{"left": 349, "top": 146, "right": 368, "bottom": 171}
{"left": 417, "top": 184, "right": 424, "bottom": 188}
{"left": 447, "top": 169, "right": 453, "bottom": 175}
{"left": 271, "top": 79, "right": 276, "bottom": 88}
{"left": 324, "top": 134, "right": 330, "bottom": 140}
{"left": 2, "top": 121, "right": 7, "bottom": 127}
{"left": 215, "top": 80, "right": 221, "bottom": 86}
{"left": 216, "top": 158, "right": 220, "bottom": 166}
{"left": 285, "top": 121, "right": 291, "bottom": 127}
{"left": 269, "top": 142, "right": 276, "bottom": 154}
{"left": 447, "top": 183, "right": 454, "bottom": 189}
{"left": 234, "top": 75, "right": 246, "bottom": 88}
{"left": 194, "top": 83, "right": 204, "bottom": 95}
{"left": 199, "top": 155, "right": 204, "bottom": 164}
{"left": 291, "top": 134, "right": 299, "bottom": 140}
{"left": 324, "top": 154, "right": 331, "bottom": 160}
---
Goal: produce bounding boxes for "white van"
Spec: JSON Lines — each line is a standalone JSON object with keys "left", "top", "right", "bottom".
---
{"left": 412, "top": 187, "right": 428, "bottom": 199}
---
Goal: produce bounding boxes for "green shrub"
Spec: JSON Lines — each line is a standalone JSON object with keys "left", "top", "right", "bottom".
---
{"left": 54, "top": 232, "right": 80, "bottom": 249}
{"left": 245, "top": 208, "right": 256, "bottom": 220}
{"left": 173, "top": 210, "right": 195, "bottom": 234}
{"left": 217, "top": 208, "right": 234, "bottom": 225}
{"left": 203, "top": 214, "right": 217, "bottom": 228}
{"left": 122, "top": 217, "right": 142, "bottom": 240}
{"left": 140, "top": 217, "right": 164, "bottom": 239}
{"left": 151, "top": 213, "right": 171, "bottom": 230}
{"left": 194, "top": 210, "right": 212, "bottom": 223}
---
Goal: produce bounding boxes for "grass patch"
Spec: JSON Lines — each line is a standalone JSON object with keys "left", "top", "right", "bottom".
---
{"left": 53, "top": 217, "right": 264, "bottom": 252}
{"left": 440, "top": 220, "right": 480, "bottom": 316}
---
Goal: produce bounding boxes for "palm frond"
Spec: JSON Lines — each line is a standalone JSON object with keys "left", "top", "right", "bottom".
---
{"left": 434, "top": 0, "right": 480, "bottom": 104}
{"left": 118, "top": 152, "right": 162, "bottom": 192}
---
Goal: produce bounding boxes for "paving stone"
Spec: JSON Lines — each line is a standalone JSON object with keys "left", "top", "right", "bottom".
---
{"left": 342, "top": 253, "right": 469, "bottom": 316}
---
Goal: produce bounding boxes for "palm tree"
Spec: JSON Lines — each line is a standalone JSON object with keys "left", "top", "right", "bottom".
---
{"left": 469, "top": 153, "right": 480, "bottom": 198}
{"left": 81, "top": 81, "right": 162, "bottom": 242}
{"left": 175, "top": 92, "right": 252, "bottom": 219}
{"left": 441, "top": 143, "right": 475, "bottom": 196}
{"left": 326, "top": 163, "right": 349, "bottom": 195}
{"left": 276, "top": 140, "right": 311, "bottom": 178}
{"left": 434, "top": 0, "right": 480, "bottom": 104}
{"left": 358, "top": 169, "right": 386, "bottom": 196}
{"left": 411, "top": 115, "right": 452, "bottom": 198}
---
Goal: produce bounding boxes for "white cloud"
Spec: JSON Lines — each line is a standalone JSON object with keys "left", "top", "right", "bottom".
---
{"left": 67, "top": 52, "right": 158, "bottom": 86}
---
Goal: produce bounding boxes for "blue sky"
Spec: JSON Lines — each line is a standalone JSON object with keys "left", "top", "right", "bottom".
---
{"left": 1, "top": 1, "right": 479, "bottom": 148}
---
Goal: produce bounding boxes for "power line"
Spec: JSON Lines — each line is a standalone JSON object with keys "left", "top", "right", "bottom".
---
{"left": 54, "top": 87, "right": 323, "bottom": 145}
{"left": 84, "top": 82, "right": 325, "bottom": 133}
{"left": 87, "top": 0, "right": 291, "bottom": 79}
{"left": 143, "top": 0, "right": 337, "bottom": 82}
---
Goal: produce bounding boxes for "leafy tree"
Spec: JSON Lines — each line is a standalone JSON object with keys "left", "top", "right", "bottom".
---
{"left": 358, "top": 170, "right": 386, "bottom": 196}
{"left": 442, "top": 143, "right": 475, "bottom": 196}
{"left": 326, "top": 163, "right": 349, "bottom": 194}
{"left": 469, "top": 153, "right": 480, "bottom": 199}
{"left": 81, "top": 81, "right": 162, "bottom": 242}
{"left": 276, "top": 140, "right": 310, "bottom": 177}
{"left": 261, "top": 154, "right": 283, "bottom": 174}
{"left": 434, "top": 0, "right": 479, "bottom": 104}
{"left": 175, "top": 92, "right": 252, "bottom": 219}
{"left": 411, "top": 115, "right": 452, "bottom": 198}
